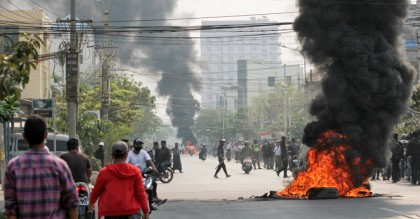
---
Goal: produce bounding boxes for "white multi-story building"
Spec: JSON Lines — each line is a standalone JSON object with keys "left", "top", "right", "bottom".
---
{"left": 200, "top": 17, "right": 282, "bottom": 109}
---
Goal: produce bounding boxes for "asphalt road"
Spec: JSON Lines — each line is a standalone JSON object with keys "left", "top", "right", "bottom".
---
{"left": 153, "top": 154, "right": 420, "bottom": 219}
{"left": 0, "top": 154, "right": 418, "bottom": 218}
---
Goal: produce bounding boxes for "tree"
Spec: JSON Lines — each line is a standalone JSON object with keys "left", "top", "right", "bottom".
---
{"left": 248, "top": 84, "right": 309, "bottom": 139}
{"left": 0, "top": 33, "right": 43, "bottom": 121}
{"left": 396, "top": 87, "right": 420, "bottom": 134}
{"left": 54, "top": 73, "right": 157, "bottom": 157}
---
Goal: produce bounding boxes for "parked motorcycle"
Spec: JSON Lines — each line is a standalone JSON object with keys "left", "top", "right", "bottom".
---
{"left": 242, "top": 157, "right": 253, "bottom": 174}
{"left": 75, "top": 182, "right": 94, "bottom": 219}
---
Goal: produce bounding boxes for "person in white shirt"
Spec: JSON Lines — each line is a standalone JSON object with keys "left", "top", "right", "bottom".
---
{"left": 127, "top": 138, "right": 166, "bottom": 209}
{"left": 274, "top": 140, "right": 283, "bottom": 177}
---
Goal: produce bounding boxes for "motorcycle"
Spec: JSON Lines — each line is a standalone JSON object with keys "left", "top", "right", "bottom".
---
{"left": 199, "top": 150, "right": 207, "bottom": 161}
{"left": 75, "top": 182, "right": 94, "bottom": 219}
{"left": 290, "top": 155, "right": 300, "bottom": 177}
{"left": 242, "top": 157, "right": 253, "bottom": 174}
{"left": 156, "top": 162, "right": 174, "bottom": 183}
{"left": 141, "top": 167, "right": 154, "bottom": 216}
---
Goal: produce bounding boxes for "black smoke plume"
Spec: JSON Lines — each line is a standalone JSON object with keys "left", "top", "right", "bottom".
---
{"left": 297, "top": 0, "right": 415, "bottom": 168}
{"left": 26, "top": 0, "right": 201, "bottom": 144}
{"left": 133, "top": 1, "right": 201, "bottom": 145}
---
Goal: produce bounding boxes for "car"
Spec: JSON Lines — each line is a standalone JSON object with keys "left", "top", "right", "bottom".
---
{"left": 10, "top": 132, "right": 70, "bottom": 158}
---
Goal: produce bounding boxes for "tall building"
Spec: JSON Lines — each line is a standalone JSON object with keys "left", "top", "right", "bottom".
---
{"left": 405, "top": 2, "right": 420, "bottom": 83}
{"left": 200, "top": 17, "right": 282, "bottom": 109}
{"left": 0, "top": 9, "right": 51, "bottom": 100}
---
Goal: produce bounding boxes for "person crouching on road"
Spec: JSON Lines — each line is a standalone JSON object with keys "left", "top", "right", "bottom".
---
{"left": 88, "top": 141, "right": 149, "bottom": 219}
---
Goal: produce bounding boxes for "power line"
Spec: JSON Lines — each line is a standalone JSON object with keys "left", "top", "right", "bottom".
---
{"left": 6, "top": 0, "right": 44, "bottom": 22}
{"left": 30, "top": 0, "right": 66, "bottom": 18}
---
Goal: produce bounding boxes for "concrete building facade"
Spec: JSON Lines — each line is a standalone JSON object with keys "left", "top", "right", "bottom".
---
{"left": 0, "top": 9, "right": 51, "bottom": 100}
{"left": 200, "top": 17, "right": 282, "bottom": 109}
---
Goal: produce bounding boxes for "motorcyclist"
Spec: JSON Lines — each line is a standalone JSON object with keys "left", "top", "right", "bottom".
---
{"left": 199, "top": 144, "right": 207, "bottom": 161}
{"left": 241, "top": 141, "right": 254, "bottom": 164}
{"left": 127, "top": 138, "right": 166, "bottom": 210}
{"left": 159, "top": 140, "right": 172, "bottom": 171}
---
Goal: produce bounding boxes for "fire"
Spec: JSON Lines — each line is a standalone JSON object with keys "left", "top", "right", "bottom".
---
{"left": 277, "top": 130, "right": 373, "bottom": 199}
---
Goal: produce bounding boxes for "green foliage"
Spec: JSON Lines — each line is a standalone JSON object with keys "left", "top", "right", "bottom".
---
{"left": 54, "top": 73, "right": 157, "bottom": 161}
{"left": 396, "top": 88, "right": 420, "bottom": 134}
{"left": 194, "top": 109, "right": 258, "bottom": 143}
{"left": 248, "top": 84, "right": 309, "bottom": 139}
{"left": 89, "top": 155, "right": 102, "bottom": 171}
{"left": 0, "top": 95, "right": 20, "bottom": 122}
{"left": 0, "top": 33, "right": 43, "bottom": 121}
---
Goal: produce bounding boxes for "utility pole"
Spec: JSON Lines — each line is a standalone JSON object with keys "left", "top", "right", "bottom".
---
{"left": 66, "top": 0, "right": 79, "bottom": 138}
{"left": 101, "top": 9, "right": 110, "bottom": 120}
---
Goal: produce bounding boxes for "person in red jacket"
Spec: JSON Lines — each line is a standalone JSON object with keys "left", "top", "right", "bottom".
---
{"left": 88, "top": 141, "right": 149, "bottom": 219}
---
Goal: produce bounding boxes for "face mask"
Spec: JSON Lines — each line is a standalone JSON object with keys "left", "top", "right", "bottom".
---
{"left": 134, "top": 146, "right": 142, "bottom": 151}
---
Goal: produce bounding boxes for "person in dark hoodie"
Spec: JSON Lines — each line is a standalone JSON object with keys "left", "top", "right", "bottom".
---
{"left": 88, "top": 141, "right": 149, "bottom": 219}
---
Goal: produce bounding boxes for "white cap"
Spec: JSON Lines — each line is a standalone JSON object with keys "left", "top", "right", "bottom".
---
{"left": 99, "top": 142, "right": 105, "bottom": 146}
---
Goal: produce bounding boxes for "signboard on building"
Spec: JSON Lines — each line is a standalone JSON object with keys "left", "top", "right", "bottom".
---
{"left": 32, "top": 99, "right": 53, "bottom": 118}
{"left": 260, "top": 131, "right": 271, "bottom": 140}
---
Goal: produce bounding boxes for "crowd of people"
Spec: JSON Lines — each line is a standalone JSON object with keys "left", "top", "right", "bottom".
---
{"left": 371, "top": 132, "right": 420, "bottom": 186}
{"left": 3, "top": 115, "right": 177, "bottom": 219}
{"left": 209, "top": 136, "right": 301, "bottom": 179}
{"left": 5, "top": 115, "right": 419, "bottom": 218}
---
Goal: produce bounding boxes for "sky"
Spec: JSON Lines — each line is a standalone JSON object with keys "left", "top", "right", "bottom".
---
{"left": 1, "top": 0, "right": 304, "bottom": 124}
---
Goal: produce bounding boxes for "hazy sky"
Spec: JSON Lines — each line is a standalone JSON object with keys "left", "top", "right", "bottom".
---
{"left": 2, "top": 0, "right": 304, "bottom": 123}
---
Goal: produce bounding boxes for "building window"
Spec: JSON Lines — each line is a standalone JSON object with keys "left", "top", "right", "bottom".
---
{"left": 1, "top": 26, "right": 19, "bottom": 53}
{"left": 268, "top": 76, "right": 276, "bottom": 87}
{"left": 286, "top": 76, "right": 292, "bottom": 86}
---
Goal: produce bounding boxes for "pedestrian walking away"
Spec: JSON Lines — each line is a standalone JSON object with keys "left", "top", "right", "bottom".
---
{"left": 3, "top": 115, "right": 79, "bottom": 219}
{"left": 60, "top": 138, "right": 92, "bottom": 184}
{"left": 214, "top": 139, "right": 231, "bottom": 178}
{"left": 88, "top": 141, "right": 149, "bottom": 219}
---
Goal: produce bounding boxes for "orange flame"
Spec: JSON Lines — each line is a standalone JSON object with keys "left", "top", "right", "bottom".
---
{"left": 277, "top": 130, "right": 373, "bottom": 199}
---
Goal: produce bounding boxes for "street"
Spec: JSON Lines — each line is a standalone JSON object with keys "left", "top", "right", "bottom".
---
{"left": 153, "top": 154, "right": 420, "bottom": 219}
{"left": 0, "top": 153, "right": 418, "bottom": 219}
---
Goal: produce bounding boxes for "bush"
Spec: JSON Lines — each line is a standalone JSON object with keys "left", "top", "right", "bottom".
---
{"left": 89, "top": 155, "right": 102, "bottom": 171}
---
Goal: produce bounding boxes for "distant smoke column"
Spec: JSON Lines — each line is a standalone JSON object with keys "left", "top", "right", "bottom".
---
{"left": 40, "top": 1, "right": 201, "bottom": 143}
{"left": 297, "top": 0, "right": 415, "bottom": 167}
{"left": 135, "top": 0, "right": 201, "bottom": 144}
